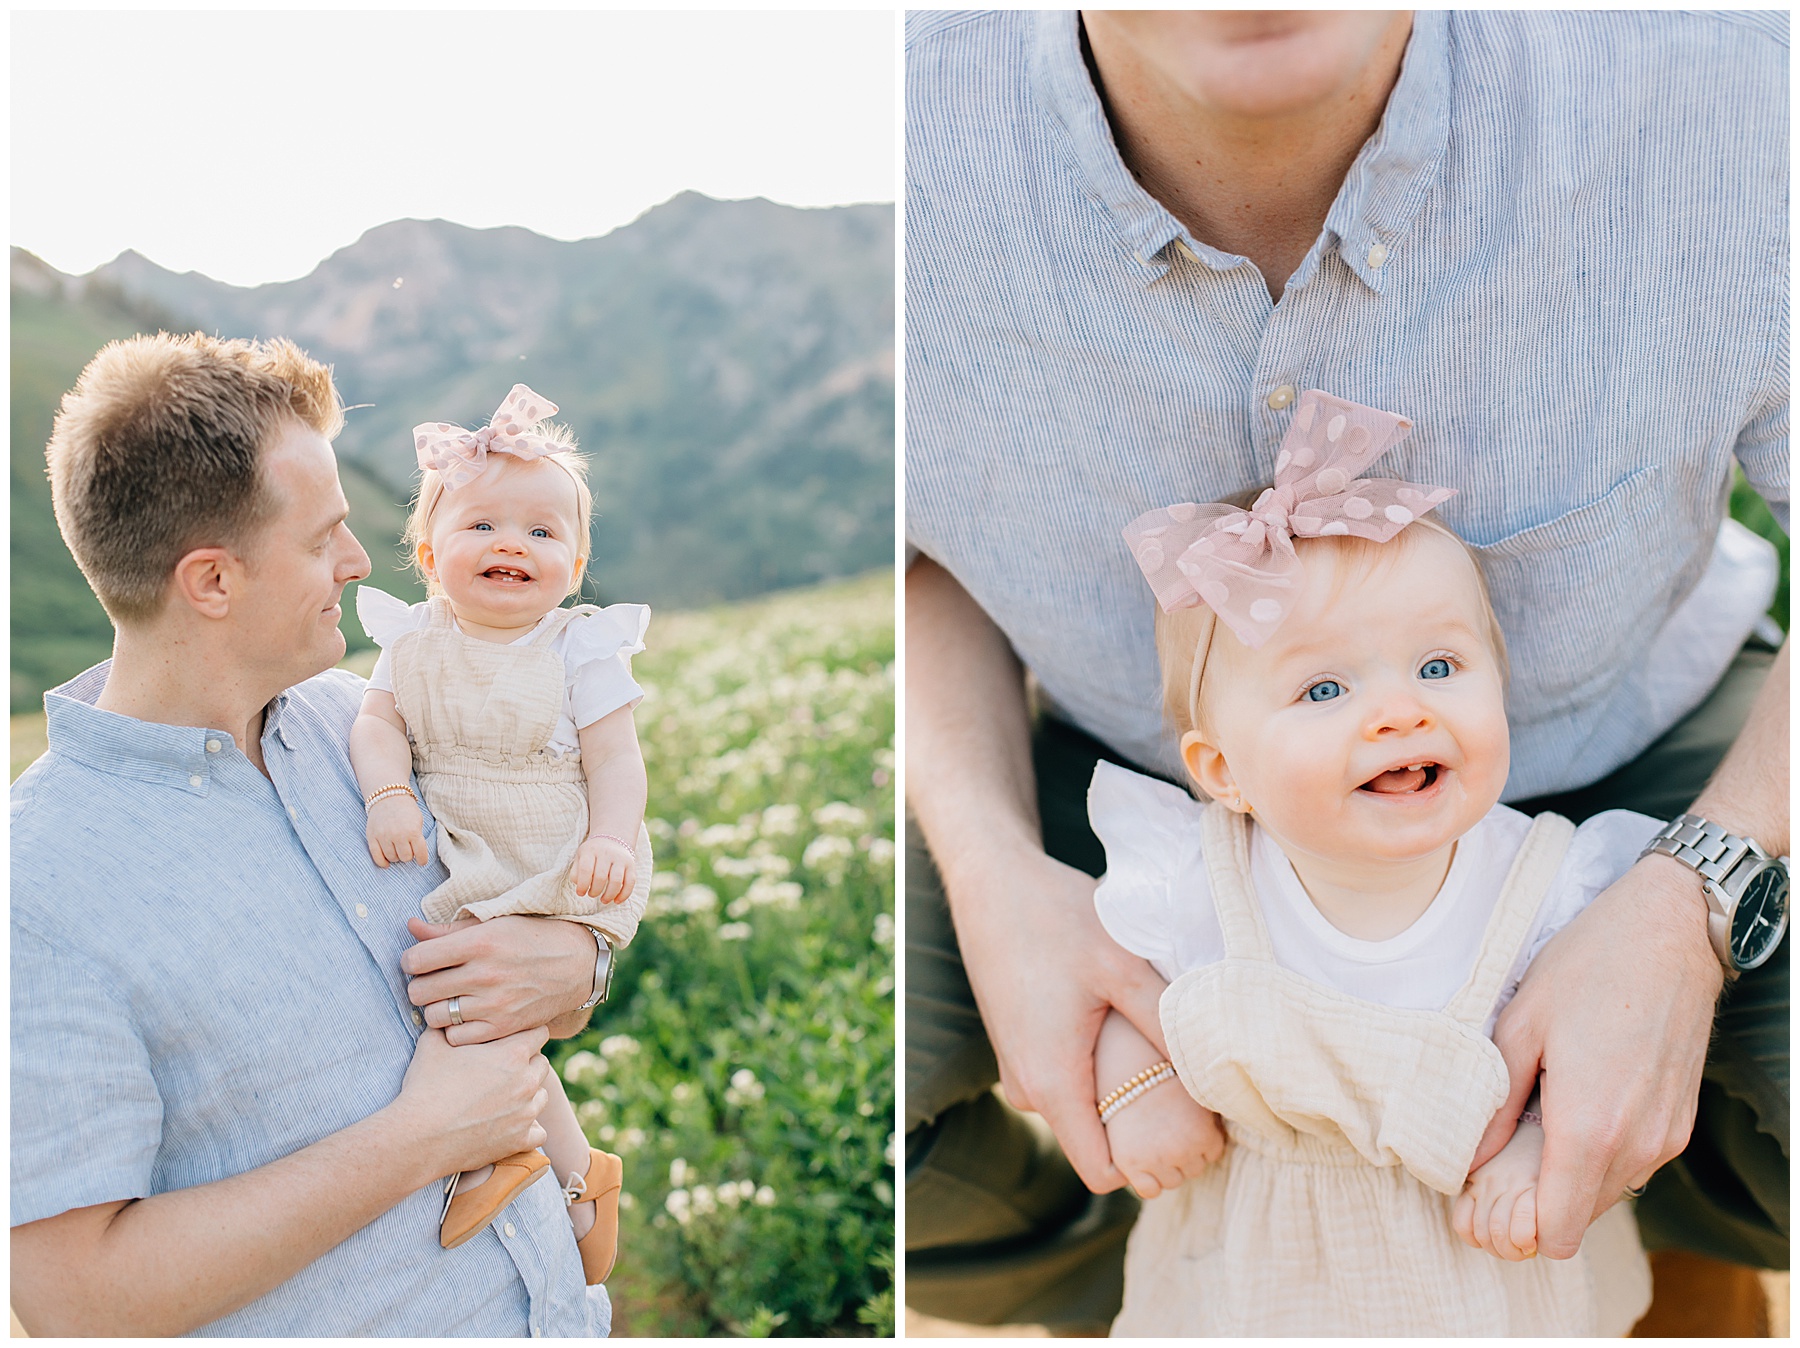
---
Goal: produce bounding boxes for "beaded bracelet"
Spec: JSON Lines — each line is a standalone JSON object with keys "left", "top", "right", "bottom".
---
{"left": 1097, "top": 1060, "right": 1176, "bottom": 1118}
{"left": 589, "top": 832, "right": 635, "bottom": 853}
{"left": 363, "top": 783, "right": 417, "bottom": 812}
{"left": 1099, "top": 1063, "right": 1179, "bottom": 1125}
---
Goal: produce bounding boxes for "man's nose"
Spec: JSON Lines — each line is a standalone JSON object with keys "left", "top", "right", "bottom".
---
{"left": 340, "top": 525, "right": 372, "bottom": 583}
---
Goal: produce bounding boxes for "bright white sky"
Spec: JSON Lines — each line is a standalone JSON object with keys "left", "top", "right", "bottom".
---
{"left": 13, "top": 10, "right": 896, "bottom": 287}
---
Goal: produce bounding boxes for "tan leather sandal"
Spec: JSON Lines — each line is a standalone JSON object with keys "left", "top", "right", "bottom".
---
{"left": 440, "top": 1150, "right": 552, "bottom": 1249}
{"left": 565, "top": 1146, "right": 624, "bottom": 1284}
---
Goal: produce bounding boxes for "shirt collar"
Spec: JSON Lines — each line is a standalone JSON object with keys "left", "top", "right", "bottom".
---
{"left": 43, "top": 662, "right": 291, "bottom": 794}
{"left": 1029, "top": 10, "right": 1450, "bottom": 294}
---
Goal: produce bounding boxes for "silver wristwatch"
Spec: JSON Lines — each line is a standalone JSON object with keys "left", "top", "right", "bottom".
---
{"left": 1640, "top": 813, "right": 1789, "bottom": 972}
{"left": 577, "top": 927, "right": 618, "bottom": 1010}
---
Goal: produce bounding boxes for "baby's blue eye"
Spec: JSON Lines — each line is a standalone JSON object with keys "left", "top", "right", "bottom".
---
{"left": 530, "top": 527, "right": 550, "bottom": 538}
{"left": 1305, "top": 680, "right": 1343, "bottom": 702}
{"left": 473, "top": 522, "right": 493, "bottom": 531}
{"left": 1420, "top": 658, "right": 1452, "bottom": 680}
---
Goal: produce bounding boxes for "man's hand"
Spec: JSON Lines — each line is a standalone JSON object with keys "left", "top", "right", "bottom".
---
{"left": 574, "top": 836, "right": 635, "bottom": 903}
{"left": 404, "top": 915, "right": 596, "bottom": 1043}
{"left": 365, "top": 795, "right": 428, "bottom": 868}
{"left": 387, "top": 1026, "right": 552, "bottom": 1176}
{"left": 1473, "top": 854, "right": 1722, "bottom": 1259}
{"left": 949, "top": 845, "right": 1172, "bottom": 1194}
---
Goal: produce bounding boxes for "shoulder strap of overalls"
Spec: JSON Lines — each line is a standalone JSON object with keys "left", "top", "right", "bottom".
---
{"left": 1442, "top": 811, "right": 1578, "bottom": 1028}
{"left": 426, "top": 594, "right": 457, "bottom": 629}
{"left": 1200, "top": 803, "right": 1276, "bottom": 962}
{"left": 527, "top": 604, "right": 582, "bottom": 648}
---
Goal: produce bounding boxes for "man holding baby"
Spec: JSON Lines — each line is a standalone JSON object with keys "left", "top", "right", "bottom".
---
{"left": 905, "top": 10, "right": 1786, "bottom": 1334}
{"left": 11, "top": 334, "right": 612, "bottom": 1334}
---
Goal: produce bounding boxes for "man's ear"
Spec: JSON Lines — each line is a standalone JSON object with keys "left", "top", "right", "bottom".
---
{"left": 170, "top": 547, "right": 238, "bottom": 620}
{"left": 1180, "top": 729, "right": 1246, "bottom": 811}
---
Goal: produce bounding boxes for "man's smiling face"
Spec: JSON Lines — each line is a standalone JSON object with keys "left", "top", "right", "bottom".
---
{"left": 233, "top": 419, "right": 370, "bottom": 689}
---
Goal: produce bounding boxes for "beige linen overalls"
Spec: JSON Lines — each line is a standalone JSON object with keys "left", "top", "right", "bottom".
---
{"left": 1113, "top": 806, "right": 1651, "bottom": 1337}
{"left": 390, "top": 597, "right": 650, "bottom": 943}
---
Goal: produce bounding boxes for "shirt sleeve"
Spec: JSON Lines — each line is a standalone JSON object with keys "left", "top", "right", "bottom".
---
{"left": 1735, "top": 325, "right": 1789, "bottom": 535}
{"left": 1089, "top": 761, "right": 1209, "bottom": 982}
{"left": 11, "top": 924, "right": 163, "bottom": 1226}
{"left": 563, "top": 605, "right": 651, "bottom": 731}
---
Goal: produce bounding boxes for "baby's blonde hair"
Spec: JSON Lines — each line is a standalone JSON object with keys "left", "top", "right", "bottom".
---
{"left": 403, "top": 421, "right": 594, "bottom": 599}
{"left": 1154, "top": 507, "right": 1508, "bottom": 753}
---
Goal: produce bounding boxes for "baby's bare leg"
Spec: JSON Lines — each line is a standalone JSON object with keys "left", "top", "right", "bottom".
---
{"left": 539, "top": 1071, "right": 598, "bottom": 1237}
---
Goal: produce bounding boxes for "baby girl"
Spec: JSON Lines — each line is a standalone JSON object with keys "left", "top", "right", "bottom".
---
{"left": 1089, "top": 391, "right": 1655, "bottom": 1335}
{"left": 348, "top": 385, "right": 649, "bottom": 1284}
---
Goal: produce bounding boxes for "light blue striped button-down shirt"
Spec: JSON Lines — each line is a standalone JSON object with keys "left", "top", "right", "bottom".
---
{"left": 906, "top": 10, "right": 1788, "bottom": 798}
{"left": 11, "top": 664, "right": 607, "bottom": 1337}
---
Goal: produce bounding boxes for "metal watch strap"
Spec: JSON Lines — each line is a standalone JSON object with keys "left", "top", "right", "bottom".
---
{"left": 577, "top": 927, "right": 617, "bottom": 1010}
{"left": 1643, "top": 813, "right": 1760, "bottom": 886}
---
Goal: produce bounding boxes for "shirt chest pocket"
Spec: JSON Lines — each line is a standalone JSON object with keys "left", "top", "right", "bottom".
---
{"left": 1468, "top": 466, "right": 1680, "bottom": 719}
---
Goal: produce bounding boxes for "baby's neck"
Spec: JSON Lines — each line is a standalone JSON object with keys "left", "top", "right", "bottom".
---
{"left": 449, "top": 605, "right": 552, "bottom": 645}
{"left": 1266, "top": 832, "right": 1457, "bottom": 942}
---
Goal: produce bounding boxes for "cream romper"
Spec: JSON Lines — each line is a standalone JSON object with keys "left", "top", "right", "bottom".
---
{"left": 1113, "top": 804, "right": 1652, "bottom": 1337}
{"left": 386, "top": 595, "right": 651, "bottom": 944}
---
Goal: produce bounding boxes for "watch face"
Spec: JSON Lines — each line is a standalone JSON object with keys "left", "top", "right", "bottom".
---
{"left": 1731, "top": 865, "right": 1789, "bottom": 970}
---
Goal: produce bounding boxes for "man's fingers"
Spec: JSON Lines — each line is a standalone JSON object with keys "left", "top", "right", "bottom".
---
{"left": 1533, "top": 1113, "right": 1619, "bottom": 1259}
{"left": 402, "top": 919, "right": 483, "bottom": 975}
{"left": 443, "top": 1020, "right": 498, "bottom": 1047}
{"left": 1108, "top": 959, "right": 1171, "bottom": 1059}
{"left": 1032, "top": 1059, "right": 1124, "bottom": 1193}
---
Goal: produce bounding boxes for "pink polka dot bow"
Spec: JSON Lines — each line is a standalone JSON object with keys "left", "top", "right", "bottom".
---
{"left": 414, "top": 384, "right": 562, "bottom": 491}
{"left": 1123, "top": 390, "right": 1455, "bottom": 648}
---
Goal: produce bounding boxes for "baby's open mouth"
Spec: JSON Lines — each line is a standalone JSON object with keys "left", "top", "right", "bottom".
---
{"left": 482, "top": 567, "right": 532, "bottom": 583}
{"left": 1358, "top": 763, "right": 1442, "bottom": 795}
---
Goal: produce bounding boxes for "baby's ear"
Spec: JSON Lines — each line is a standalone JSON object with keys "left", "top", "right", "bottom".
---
{"left": 415, "top": 540, "right": 437, "bottom": 581}
{"left": 1180, "top": 731, "right": 1243, "bottom": 810}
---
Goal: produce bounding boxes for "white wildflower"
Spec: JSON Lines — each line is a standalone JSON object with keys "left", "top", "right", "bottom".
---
{"left": 599, "top": 1035, "right": 640, "bottom": 1057}
{"left": 745, "top": 879, "right": 802, "bottom": 910}
{"left": 718, "top": 921, "right": 752, "bottom": 941}
{"left": 760, "top": 803, "right": 803, "bottom": 835}
{"left": 665, "top": 1188, "right": 691, "bottom": 1225}
{"left": 672, "top": 1082, "right": 694, "bottom": 1102}
{"left": 873, "top": 912, "right": 895, "bottom": 946}
{"left": 679, "top": 884, "right": 719, "bottom": 913}
{"left": 650, "top": 870, "right": 681, "bottom": 893}
{"left": 803, "top": 834, "right": 856, "bottom": 871}
{"left": 866, "top": 837, "right": 896, "bottom": 866}
{"left": 670, "top": 1158, "right": 690, "bottom": 1186}
{"left": 726, "top": 896, "right": 751, "bottom": 918}
{"left": 619, "top": 1127, "right": 646, "bottom": 1151}
{"left": 812, "top": 802, "right": 869, "bottom": 832}
{"left": 691, "top": 1185, "right": 717, "bottom": 1216}
{"left": 754, "top": 1185, "right": 776, "bottom": 1207}
{"left": 562, "top": 1051, "right": 606, "bottom": 1084}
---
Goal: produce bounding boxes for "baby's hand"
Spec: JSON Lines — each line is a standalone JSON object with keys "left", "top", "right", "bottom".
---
{"left": 574, "top": 836, "right": 635, "bottom": 903}
{"left": 1104, "top": 1078, "right": 1227, "bottom": 1201}
{"left": 1452, "top": 1117, "right": 1544, "bottom": 1261}
{"left": 366, "top": 795, "right": 428, "bottom": 868}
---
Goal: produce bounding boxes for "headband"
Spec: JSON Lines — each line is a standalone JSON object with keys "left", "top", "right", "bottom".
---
{"left": 414, "top": 384, "right": 566, "bottom": 491}
{"left": 1123, "top": 390, "right": 1454, "bottom": 648}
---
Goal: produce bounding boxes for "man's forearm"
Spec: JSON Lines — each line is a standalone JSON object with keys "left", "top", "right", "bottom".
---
{"left": 1690, "top": 640, "right": 1789, "bottom": 855}
{"left": 11, "top": 1101, "right": 441, "bottom": 1337}
{"left": 905, "top": 557, "right": 1044, "bottom": 896}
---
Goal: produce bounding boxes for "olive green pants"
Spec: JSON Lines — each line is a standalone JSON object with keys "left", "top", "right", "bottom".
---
{"left": 905, "top": 648, "right": 1787, "bottom": 1333}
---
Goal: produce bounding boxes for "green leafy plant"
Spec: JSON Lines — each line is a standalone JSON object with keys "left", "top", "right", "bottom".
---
{"left": 559, "top": 570, "right": 895, "bottom": 1335}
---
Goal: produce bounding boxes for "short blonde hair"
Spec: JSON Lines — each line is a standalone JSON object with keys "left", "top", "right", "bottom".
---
{"left": 45, "top": 331, "right": 343, "bottom": 623}
{"left": 402, "top": 423, "right": 594, "bottom": 599}
{"left": 1154, "top": 512, "right": 1508, "bottom": 748}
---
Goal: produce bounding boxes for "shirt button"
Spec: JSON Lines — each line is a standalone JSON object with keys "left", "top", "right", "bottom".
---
{"left": 287, "top": 806, "right": 299, "bottom": 821}
{"left": 1266, "top": 385, "right": 1296, "bottom": 411}
{"left": 412, "top": 1010, "right": 423, "bottom": 1027}
{"left": 189, "top": 774, "right": 203, "bottom": 788}
{"left": 504, "top": 1222, "right": 516, "bottom": 1239}
{"left": 205, "top": 739, "right": 221, "bottom": 753}
{"left": 1367, "top": 242, "right": 1390, "bottom": 268}
{"left": 530, "top": 1327, "right": 541, "bottom": 1339}
{"left": 355, "top": 904, "right": 368, "bottom": 919}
